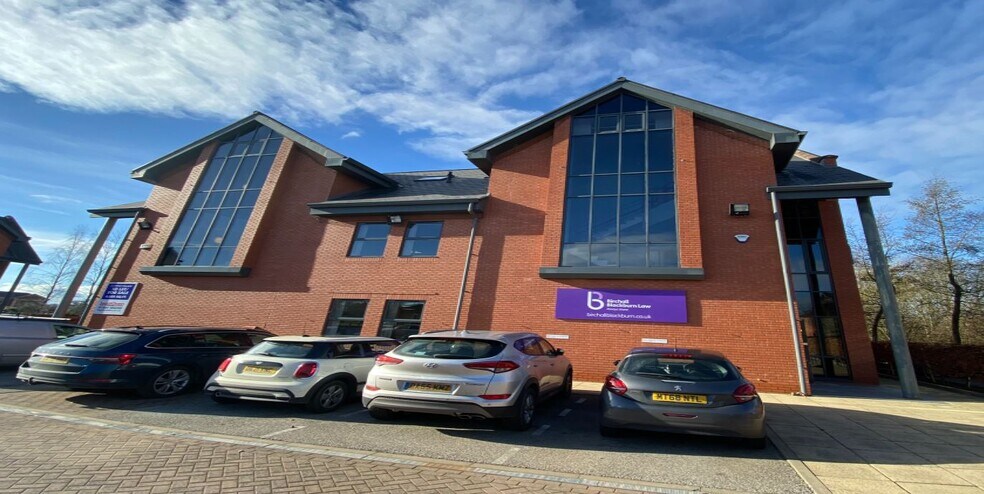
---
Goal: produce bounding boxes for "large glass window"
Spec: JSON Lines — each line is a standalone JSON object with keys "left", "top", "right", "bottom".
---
{"left": 349, "top": 223, "right": 390, "bottom": 257}
{"left": 400, "top": 222, "right": 443, "bottom": 257}
{"left": 323, "top": 299, "right": 369, "bottom": 336}
{"left": 378, "top": 300, "right": 425, "bottom": 340}
{"left": 161, "top": 125, "right": 282, "bottom": 266}
{"left": 561, "top": 93, "right": 677, "bottom": 268}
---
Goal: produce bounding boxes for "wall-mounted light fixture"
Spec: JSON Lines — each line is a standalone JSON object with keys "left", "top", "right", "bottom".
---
{"left": 735, "top": 234, "right": 750, "bottom": 243}
{"left": 388, "top": 215, "right": 402, "bottom": 224}
{"left": 136, "top": 218, "right": 154, "bottom": 230}
{"left": 729, "top": 203, "right": 750, "bottom": 216}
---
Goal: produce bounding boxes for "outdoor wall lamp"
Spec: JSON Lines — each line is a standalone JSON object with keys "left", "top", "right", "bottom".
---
{"left": 136, "top": 218, "right": 154, "bottom": 230}
{"left": 729, "top": 203, "right": 750, "bottom": 216}
{"left": 388, "top": 215, "right": 402, "bottom": 224}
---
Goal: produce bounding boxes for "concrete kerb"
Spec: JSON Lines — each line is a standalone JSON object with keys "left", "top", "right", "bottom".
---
{"left": 0, "top": 402, "right": 738, "bottom": 494}
{"left": 766, "top": 422, "right": 832, "bottom": 494}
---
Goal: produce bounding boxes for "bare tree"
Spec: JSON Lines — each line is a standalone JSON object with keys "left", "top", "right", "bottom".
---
{"left": 904, "top": 178, "right": 983, "bottom": 345}
{"left": 849, "top": 212, "right": 908, "bottom": 341}
{"left": 29, "top": 227, "right": 92, "bottom": 313}
{"left": 82, "top": 229, "right": 123, "bottom": 303}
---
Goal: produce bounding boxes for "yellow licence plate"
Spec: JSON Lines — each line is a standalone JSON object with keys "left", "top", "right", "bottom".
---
{"left": 407, "top": 382, "right": 452, "bottom": 393}
{"left": 652, "top": 393, "right": 708, "bottom": 404}
{"left": 243, "top": 365, "right": 277, "bottom": 376}
{"left": 40, "top": 356, "right": 69, "bottom": 364}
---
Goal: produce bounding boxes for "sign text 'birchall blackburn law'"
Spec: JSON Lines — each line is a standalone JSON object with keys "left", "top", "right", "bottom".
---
{"left": 555, "top": 288, "right": 687, "bottom": 323}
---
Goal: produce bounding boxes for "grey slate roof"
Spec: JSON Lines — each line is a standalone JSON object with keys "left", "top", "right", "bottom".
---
{"left": 308, "top": 168, "right": 489, "bottom": 216}
{"left": 0, "top": 216, "right": 42, "bottom": 265}
{"left": 88, "top": 201, "right": 145, "bottom": 218}
{"left": 770, "top": 158, "right": 892, "bottom": 198}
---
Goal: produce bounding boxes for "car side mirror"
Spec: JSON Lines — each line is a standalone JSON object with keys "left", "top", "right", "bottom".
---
{"left": 553, "top": 348, "right": 564, "bottom": 356}
{"left": 613, "top": 359, "right": 620, "bottom": 366}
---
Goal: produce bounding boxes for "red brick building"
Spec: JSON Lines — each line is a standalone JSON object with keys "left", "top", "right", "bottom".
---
{"left": 85, "top": 79, "right": 891, "bottom": 393}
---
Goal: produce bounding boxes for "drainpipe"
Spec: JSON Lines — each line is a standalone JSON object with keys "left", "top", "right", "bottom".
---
{"left": 452, "top": 203, "right": 479, "bottom": 330}
{"left": 770, "top": 191, "right": 808, "bottom": 396}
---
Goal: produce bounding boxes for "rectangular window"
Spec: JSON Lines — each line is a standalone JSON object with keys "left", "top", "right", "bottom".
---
{"left": 161, "top": 125, "right": 282, "bottom": 266}
{"left": 378, "top": 300, "right": 425, "bottom": 341}
{"left": 400, "top": 221, "right": 443, "bottom": 257}
{"left": 349, "top": 223, "right": 390, "bottom": 257}
{"left": 323, "top": 299, "right": 369, "bottom": 336}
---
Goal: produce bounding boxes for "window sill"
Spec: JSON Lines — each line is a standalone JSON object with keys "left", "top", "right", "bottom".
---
{"left": 139, "top": 266, "right": 251, "bottom": 277}
{"left": 538, "top": 266, "right": 704, "bottom": 280}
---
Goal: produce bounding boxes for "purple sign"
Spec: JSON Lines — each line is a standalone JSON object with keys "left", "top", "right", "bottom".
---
{"left": 555, "top": 288, "right": 687, "bottom": 323}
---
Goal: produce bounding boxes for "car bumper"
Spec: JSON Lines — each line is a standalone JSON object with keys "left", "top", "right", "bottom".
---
{"left": 203, "top": 381, "right": 308, "bottom": 404}
{"left": 600, "top": 390, "right": 765, "bottom": 439}
{"left": 363, "top": 394, "right": 515, "bottom": 419}
{"left": 16, "top": 367, "right": 135, "bottom": 390}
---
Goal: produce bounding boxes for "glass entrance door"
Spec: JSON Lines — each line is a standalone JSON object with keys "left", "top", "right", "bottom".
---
{"left": 782, "top": 200, "right": 851, "bottom": 379}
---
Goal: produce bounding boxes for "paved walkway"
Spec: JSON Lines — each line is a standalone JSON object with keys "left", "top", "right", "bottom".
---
{"left": 0, "top": 409, "right": 668, "bottom": 494}
{"left": 762, "top": 381, "right": 984, "bottom": 494}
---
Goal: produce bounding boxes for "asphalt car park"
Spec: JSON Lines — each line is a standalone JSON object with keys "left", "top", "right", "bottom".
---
{"left": 0, "top": 367, "right": 809, "bottom": 493}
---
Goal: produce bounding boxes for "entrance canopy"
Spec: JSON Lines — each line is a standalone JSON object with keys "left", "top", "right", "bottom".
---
{"left": 768, "top": 156, "right": 892, "bottom": 200}
{"left": 0, "top": 216, "right": 41, "bottom": 266}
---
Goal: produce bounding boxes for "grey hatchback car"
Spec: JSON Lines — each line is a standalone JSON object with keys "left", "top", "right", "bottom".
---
{"left": 599, "top": 347, "right": 766, "bottom": 448}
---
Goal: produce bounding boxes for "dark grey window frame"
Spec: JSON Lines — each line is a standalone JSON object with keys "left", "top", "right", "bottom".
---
{"left": 560, "top": 93, "right": 679, "bottom": 269}
{"left": 160, "top": 125, "right": 282, "bottom": 267}
{"left": 348, "top": 223, "right": 391, "bottom": 258}
{"left": 378, "top": 300, "right": 426, "bottom": 340}
{"left": 323, "top": 299, "right": 370, "bottom": 336}
{"left": 399, "top": 221, "right": 444, "bottom": 258}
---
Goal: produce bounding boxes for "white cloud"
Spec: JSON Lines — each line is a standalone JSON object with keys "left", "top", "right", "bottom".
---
{"left": 30, "top": 194, "right": 84, "bottom": 205}
{"left": 340, "top": 131, "right": 361, "bottom": 139}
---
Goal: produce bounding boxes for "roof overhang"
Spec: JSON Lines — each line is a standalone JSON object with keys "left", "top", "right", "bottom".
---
{"left": 308, "top": 195, "right": 488, "bottom": 217}
{"left": 766, "top": 181, "right": 893, "bottom": 200}
{"left": 87, "top": 201, "right": 146, "bottom": 218}
{"left": 0, "top": 216, "right": 42, "bottom": 265}
{"left": 465, "top": 78, "right": 806, "bottom": 172}
{"left": 130, "top": 113, "right": 396, "bottom": 189}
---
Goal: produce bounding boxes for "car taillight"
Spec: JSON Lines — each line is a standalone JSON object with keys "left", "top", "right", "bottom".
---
{"left": 364, "top": 384, "right": 379, "bottom": 391}
{"left": 375, "top": 355, "right": 404, "bottom": 366}
{"left": 479, "top": 394, "right": 512, "bottom": 400}
{"left": 463, "top": 361, "right": 520, "bottom": 373}
{"left": 733, "top": 383, "right": 758, "bottom": 403}
{"left": 294, "top": 362, "right": 318, "bottom": 378}
{"left": 218, "top": 358, "right": 232, "bottom": 373}
{"left": 661, "top": 354, "right": 693, "bottom": 359}
{"left": 604, "top": 375, "right": 628, "bottom": 395}
{"left": 92, "top": 354, "right": 136, "bottom": 365}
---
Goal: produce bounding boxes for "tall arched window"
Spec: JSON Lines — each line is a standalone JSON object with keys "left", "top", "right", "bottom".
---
{"left": 561, "top": 93, "right": 677, "bottom": 267}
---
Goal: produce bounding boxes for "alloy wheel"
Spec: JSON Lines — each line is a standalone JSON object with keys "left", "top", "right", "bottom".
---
{"left": 153, "top": 369, "right": 191, "bottom": 396}
{"left": 319, "top": 383, "right": 346, "bottom": 409}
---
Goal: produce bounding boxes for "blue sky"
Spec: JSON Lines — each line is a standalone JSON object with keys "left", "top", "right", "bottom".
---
{"left": 1, "top": 0, "right": 981, "bottom": 290}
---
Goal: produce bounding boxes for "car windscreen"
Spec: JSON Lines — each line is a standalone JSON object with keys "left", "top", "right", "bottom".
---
{"left": 246, "top": 341, "right": 325, "bottom": 359}
{"left": 619, "top": 355, "right": 737, "bottom": 382}
{"left": 394, "top": 338, "right": 506, "bottom": 360}
{"left": 56, "top": 331, "right": 140, "bottom": 350}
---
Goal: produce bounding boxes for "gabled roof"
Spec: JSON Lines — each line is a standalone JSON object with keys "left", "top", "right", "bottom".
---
{"left": 88, "top": 201, "right": 145, "bottom": 218}
{"left": 465, "top": 77, "right": 806, "bottom": 172}
{"left": 130, "top": 113, "right": 396, "bottom": 188}
{"left": 768, "top": 156, "right": 892, "bottom": 199}
{"left": 0, "top": 216, "right": 42, "bottom": 265}
{"left": 309, "top": 168, "right": 489, "bottom": 216}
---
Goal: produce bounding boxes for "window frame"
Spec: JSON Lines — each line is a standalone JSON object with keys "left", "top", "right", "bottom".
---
{"left": 399, "top": 221, "right": 444, "bottom": 258}
{"left": 348, "top": 223, "right": 391, "bottom": 258}
{"left": 323, "top": 299, "right": 370, "bottom": 336}
{"left": 377, "top": 300, "right": 426, "bottom": 340}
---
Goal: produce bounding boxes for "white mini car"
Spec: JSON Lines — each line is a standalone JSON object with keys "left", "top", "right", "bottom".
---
{"left": 204, "top": 336, "right": 398, "bottom": 412}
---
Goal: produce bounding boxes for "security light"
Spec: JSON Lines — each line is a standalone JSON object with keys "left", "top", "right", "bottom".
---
{"left": 137, "top": 218, "right": 154, "bottom": 230}
{"left": 388, "top": 215, "right": 402, "bottom": 224}
{"left": 729, "top": 203, "right": 750, "bottom": 216}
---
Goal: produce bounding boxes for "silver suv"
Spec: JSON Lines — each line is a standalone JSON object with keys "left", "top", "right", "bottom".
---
{"left": 362, "top": 330, "right": 573, "bottom": 430}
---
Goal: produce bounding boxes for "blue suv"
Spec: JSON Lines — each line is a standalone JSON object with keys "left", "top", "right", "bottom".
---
{"left": 17, "top": 327, "right": 272, "bottom": 398}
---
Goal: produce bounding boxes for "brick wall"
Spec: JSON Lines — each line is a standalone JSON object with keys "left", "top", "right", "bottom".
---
{"left": 466, "top": 114, "right": 806, "bottom": 393}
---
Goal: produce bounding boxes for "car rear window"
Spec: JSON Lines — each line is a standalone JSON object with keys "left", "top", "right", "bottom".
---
{"left": 246, "top": 341, "right": 325, "bottom": 359}
{"left": 59, "top": 331, "right": 140, "bottom": 350}
{"left": 394, "top": 338, "right": 506, "bottom": 360}
{"left": 619, "top": 355, "right": 737, "bottom": 382}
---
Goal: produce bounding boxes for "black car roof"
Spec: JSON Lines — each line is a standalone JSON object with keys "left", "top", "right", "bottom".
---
{"left": 626, "top": 347, "right": 728, "bottom": 359}
{"left": 105, "top": 326, "right": 270, "bottom": 334}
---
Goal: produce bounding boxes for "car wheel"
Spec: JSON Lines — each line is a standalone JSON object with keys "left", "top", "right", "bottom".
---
{"left": 140, "top": 367, "right": 193, "bottom": 398}
{"left": 502, "top": 385, "right": 537, "bottom": 431}
{"left": 560, "top": 369, "right": 573, "bottom": 400}
{"left": 368, "top": 407, "right": 396, "bottom": 420}
{"left": 307, "top": 380, "right": 349, "bottom": 413}
{"left": 745, "top": 436, "right": 768, "bottom": 449}
{"left": 211, "top": 393, "right": 237, "bottom": 404}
